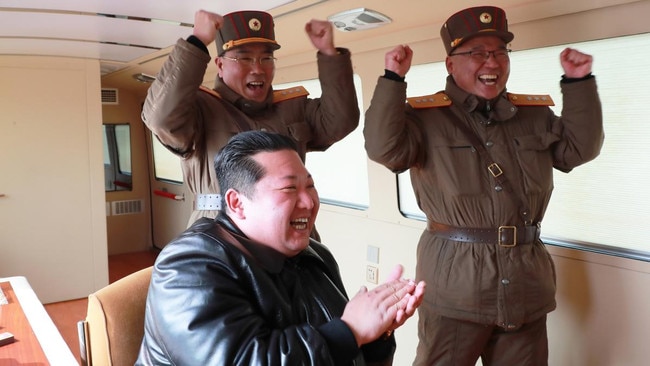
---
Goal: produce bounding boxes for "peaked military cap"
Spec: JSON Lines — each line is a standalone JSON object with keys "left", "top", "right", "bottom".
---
{"left": 216, "top": 10, "right": 281, "bottom": 56}
{"left": 440, "top": 6, "right": 514, "bottom": 55}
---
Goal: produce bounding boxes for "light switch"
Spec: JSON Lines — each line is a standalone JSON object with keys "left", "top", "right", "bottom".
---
{"left": 367, "top": 245, "right": 379, "bottom": 264}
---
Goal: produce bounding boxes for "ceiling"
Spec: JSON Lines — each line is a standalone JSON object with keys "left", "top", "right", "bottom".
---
{"left": 0, "top": 0, "right": 635, "bottom": 95}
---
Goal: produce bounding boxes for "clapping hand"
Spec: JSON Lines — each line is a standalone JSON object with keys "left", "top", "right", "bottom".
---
{"left": 341, "top": 264, "right": 425, "bottom": 346}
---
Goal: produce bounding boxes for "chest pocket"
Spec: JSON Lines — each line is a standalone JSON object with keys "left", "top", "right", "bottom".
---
{"left": 274, "top": 86, "right": 312, "bottom": 143}
{"left": 513, "top": 133, "right": 559, "bottom": 193}
{"left": 429, "top": 135, "right": 483, "bottom": 195}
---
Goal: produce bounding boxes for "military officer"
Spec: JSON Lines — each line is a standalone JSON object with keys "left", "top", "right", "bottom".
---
{"left": 143, "top": 9, "right": 360, "bottom": 228}
{"left": 364, "top": 5, "right": 603, "bottom": 365}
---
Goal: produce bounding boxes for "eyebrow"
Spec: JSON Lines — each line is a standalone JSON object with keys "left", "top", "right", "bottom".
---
{"left": 276, "top": 173, "right": 313, "bottom": 182}
{"left": 231, "top": 47, "right": 274, "bottom": 55}
{"left": 467, "top": 44, "right": 508, "bottom": 51}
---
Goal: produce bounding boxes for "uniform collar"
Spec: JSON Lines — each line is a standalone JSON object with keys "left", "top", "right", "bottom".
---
{"left": 444, "top": 75, "right": 517, "bottom": 121}
{"left": 213, "top": 77, "right": 274, "bottom": 114}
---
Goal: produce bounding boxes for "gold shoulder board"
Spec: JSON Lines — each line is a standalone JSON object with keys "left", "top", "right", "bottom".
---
{"left": 407, "top": 92, "right": 452, "bottom": 108}
{"left": 507, "top": 93, "right": 554, "bottom": 106}
{"left": 199, "top": 85, "right": 221, "bottom": 99}
{"left": 273, "top": 86, "right": 309, "bottom": 103}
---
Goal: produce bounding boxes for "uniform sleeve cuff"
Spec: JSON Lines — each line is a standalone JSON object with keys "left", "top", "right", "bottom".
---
{"left": 383, "top": 69, "right": 405, "bottom": 82}
{"left": 186, "top": 35, "right": 210, "bottom": 55}
{"left": 561, "top": 73, "right": 593, "bottom": 84}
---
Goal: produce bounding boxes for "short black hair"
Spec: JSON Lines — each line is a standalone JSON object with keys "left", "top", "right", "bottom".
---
{"left": 214, "top": 131, "right": 298, "bottom": 205}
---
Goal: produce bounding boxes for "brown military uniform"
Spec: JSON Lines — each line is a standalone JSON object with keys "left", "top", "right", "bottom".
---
{"left": 143, "top": 32, "right": 359, "bottom": 227}
{"left": 365, "top": 5, "right": 603, "bottom": 364}
{"left": 365, "top": 73, "right": 603, "bottom": 365}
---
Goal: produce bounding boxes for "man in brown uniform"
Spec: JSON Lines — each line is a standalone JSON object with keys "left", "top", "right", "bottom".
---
{"left": 364, "top": 6, "right": 604, "bottom": 365}
{"left": 143, "top": 10, "right": 359, "bottom": 227}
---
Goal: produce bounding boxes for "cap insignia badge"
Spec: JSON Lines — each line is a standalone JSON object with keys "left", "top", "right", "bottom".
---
{"left": 480, "top": 13, "right": 492, "bottom": 24}
{"left": 249, "top": 18, "right": 261, "bottom": 31}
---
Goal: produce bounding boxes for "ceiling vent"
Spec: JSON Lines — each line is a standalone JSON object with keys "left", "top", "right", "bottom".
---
{"left": 328, "top": 8, "right": 392, "bottom": 32}
{"left": 101, "top": 88, "right": 118, "bottom": 105}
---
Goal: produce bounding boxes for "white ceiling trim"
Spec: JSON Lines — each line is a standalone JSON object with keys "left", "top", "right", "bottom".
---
{"left": 1, "top": 38, "right": 155, "bottom": 63}
{"left": 0, "top": 0, "right": 296, "bottom": 24}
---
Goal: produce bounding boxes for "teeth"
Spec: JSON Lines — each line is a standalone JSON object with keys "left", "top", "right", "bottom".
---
{"left": 249, "top": 81, "right": 263, "bottom": 86}
{"left": 291, "top": 217, "right": 309, "bottom": 229}
{"left": 479, "top": 74, "right": 497, "bottom": 81}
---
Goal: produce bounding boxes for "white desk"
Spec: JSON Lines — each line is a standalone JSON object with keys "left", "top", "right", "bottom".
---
{"left": 0, "top": 276, "right": 77, "bottom": 365}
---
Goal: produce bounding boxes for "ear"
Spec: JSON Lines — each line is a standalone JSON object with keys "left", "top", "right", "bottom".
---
{"left": 224, "top": 188, "right": 246, "bottom": 219}
{"left": 215, "top": 57, "right": 224, "bottom": 78}
{"left": 445, "top": 56, "right": 453, "bottom": 74}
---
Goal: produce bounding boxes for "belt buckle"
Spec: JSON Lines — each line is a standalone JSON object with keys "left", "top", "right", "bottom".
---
{"left": 498, "top": 226, "right": 517, "bottom": 247}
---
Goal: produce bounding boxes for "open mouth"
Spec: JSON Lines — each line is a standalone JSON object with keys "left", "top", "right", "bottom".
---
{"left": 290, "top": 217, "right": 309, "bottom": 230}
{"left": 247, "top": 81, "right": 265, "bottom": 90}
{"left": 478, "top": 74, "right": 498, "bottom": 86}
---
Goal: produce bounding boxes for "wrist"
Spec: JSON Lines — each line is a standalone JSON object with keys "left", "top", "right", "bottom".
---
{"left": 383, "top": 69, "right": 405, "bottom": 82}
{"left": 381, "top": 329, "right": 393, "bottom": 340}
{"left": 319, "top": 47, "right": 339, "bottom": 56}
{"left": 186, "top": 35, "right": 209, "bottom": 54}
{"left": 561, "top": 73, "right": 593, "bottom": 83}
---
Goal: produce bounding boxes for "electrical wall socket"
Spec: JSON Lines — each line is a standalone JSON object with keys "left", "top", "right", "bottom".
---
{"left": 366, "top": 265, "right": 379, "bottom": 284}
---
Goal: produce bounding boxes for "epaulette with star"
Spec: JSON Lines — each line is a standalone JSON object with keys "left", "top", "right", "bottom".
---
{"left": 199, "top": 85, "right": 221, "bottom": 99}
{"left": 506, "top": 92, "right": 554, "bottom": 106}
{"left": 407, "top": 92, "right": 452, "bottom": 108}
{"left": 273, "top": 86, "right": 309, "bottom": 103}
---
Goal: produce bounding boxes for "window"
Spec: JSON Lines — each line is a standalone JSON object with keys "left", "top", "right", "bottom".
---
{"left": 397, "top": 62, "right": 448, "bottom": 220}
{"left": 103, "top": 124, "right": 132, "bottom": 191}
{"left": 151, "top": 133, "right": 183, "bottom": 183}
{"left": 147, "top": 73, "right": 368, "bottom": 203}
{"left": 276, "top": 74, "right": 369, "bottom": 209}
{"left": 397, "top": 32, "right": 650, "bottom": 259}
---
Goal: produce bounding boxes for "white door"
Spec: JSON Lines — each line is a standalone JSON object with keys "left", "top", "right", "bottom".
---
{"left": 0, "top": 56, "right": 108, "bottom": 303}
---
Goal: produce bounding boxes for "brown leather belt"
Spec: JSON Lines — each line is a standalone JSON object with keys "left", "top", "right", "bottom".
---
{"left": 427, "top": 222, "right": 540, "bottom": 247}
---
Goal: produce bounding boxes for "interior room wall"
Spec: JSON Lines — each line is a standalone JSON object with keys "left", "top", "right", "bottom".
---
{"left": 101, "top": 86, "right": 153, "bottom": 255}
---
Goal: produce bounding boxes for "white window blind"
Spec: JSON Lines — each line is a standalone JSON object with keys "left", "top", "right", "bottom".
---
{"left": 276, "top": 74, "right": 369, "bottom": 209}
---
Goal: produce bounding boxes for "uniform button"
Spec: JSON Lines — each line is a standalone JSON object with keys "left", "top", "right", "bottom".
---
{"left": 501, "top": 279, "right": 510, "bottom": 285}
{"left": 507, "top": 324, "right": 517, "bottom": 329}
{"left": 244, "top": 103, "right": 251, "bottom": 108}
{"left": 260, "top": 128, "right": 268, "bottom": 132}
{"left": 495, "top": 185, "right": 503, "bottom": 192}
{"left": 470, "top": 147, "right": 476, "bottom": 153}
{"left": 486, "top": 141, "right": 494, "bottom": 147}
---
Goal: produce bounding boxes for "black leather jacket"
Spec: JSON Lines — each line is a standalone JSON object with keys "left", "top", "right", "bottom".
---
{"left": 136, "top": 215, "right": 395, "bottom": 365}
